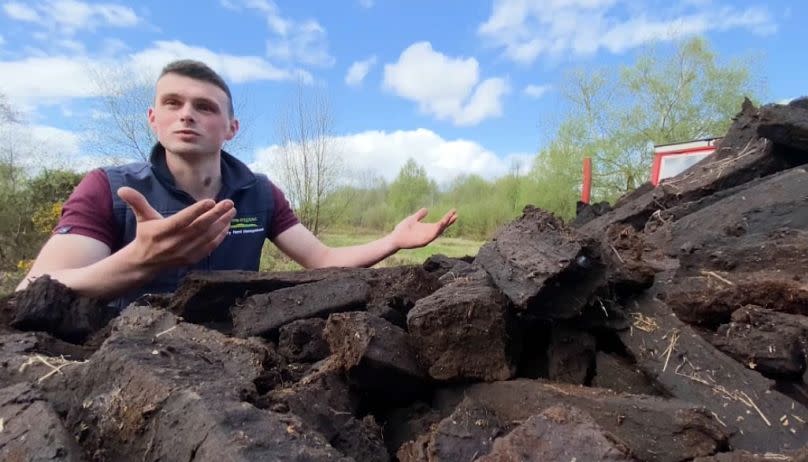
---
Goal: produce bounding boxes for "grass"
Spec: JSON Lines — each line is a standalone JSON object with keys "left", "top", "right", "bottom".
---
{"left": 260, "top": 228, "right": 484, "bottom": 272}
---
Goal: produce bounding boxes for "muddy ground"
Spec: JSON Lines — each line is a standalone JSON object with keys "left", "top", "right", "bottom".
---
{"left": 2, "top": 98, "right": 808, "bottom": 461}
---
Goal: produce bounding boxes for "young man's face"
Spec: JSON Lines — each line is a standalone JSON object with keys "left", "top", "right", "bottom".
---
{"left": 148, "top": 73, "right": 238, "bottom": 158}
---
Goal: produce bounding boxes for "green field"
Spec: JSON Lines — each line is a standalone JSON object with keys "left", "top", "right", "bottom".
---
{"left": 261, "top": 229, "right": 484, "bottom": 271}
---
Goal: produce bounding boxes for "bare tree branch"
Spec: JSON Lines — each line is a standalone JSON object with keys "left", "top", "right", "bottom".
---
{"left": 275, "top": 80, "right": 344, "bottom": 235}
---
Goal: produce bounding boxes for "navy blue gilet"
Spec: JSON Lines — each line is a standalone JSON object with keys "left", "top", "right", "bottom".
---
{"left": 104, "top": 144, "right": 273, "bottom": 310}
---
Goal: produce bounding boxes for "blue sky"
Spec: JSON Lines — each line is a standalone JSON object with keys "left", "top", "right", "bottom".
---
{"left": 0, "top": 0, "right": 803, "bottom": 186}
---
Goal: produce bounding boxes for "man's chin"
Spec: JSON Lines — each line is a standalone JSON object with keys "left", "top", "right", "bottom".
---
{"left": 163, "top": 142, "right": 217, "bottom": 157}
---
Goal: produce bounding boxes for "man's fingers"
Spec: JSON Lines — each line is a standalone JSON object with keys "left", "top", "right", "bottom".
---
{"left": 118, "top": 187, "right": 163, "bottom": 221}
{"left": 186, "top": 207, "right": 235, "bottom": 257}
{"left": 187, "top": 200, "right": 235, "bottom": 233}
{"left": 162, "top": 198, "right": 219, "bottom": 233}
{"left": 437, "top": 209, "right": 457, "bottom": 230}
{"left": 447, "top": 210, "right": 458, "bottom": 226}
{"left": 413, "top": 208, "right": 428, "bottom": 222}
{"left": 204, "top": 206, "right": 236, "bottom": 240}
{"left": 440, "top": 209, "right": 457, "bottom": 225}
{"left": 210, "top": 220, "right": 232, "bottom": 249}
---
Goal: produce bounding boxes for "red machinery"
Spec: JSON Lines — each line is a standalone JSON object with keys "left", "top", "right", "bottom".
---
{"left": 581, "top": 137, "right": 721, "bottom": 203}
{"left": 649, "top": 137, "right": 721, "bottom": 186}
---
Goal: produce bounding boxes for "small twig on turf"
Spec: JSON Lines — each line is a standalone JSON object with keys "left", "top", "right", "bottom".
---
{"left": 710, "top": 412, "right": 727, "bottom": 427}
{"left": 700, "top": 270, "right": 735, "bottom": 286}
{"left": 660, "top": 329, "right": 680, "bottom": 373}
{"left": 155, "top": 325, "right": 178, "bottom": 338}
{"left": 739, "top": 390, "right": 771, "bottom": 427}
{"left": 19, "top": 354, "right": 85, "bottom": 383}
{"left": 610, "top": 245, "right": 625, "bottom": 264}
{"left": 630, "top": 313, "right": 658, "bottom": 333}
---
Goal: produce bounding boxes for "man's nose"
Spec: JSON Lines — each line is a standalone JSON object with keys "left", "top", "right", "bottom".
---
{"left": 179, "top": 103, "right": 195, "bottom": 122}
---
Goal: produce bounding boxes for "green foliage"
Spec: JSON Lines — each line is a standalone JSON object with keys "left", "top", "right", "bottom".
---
{"left": 528, "top": 118, "right": 590, "bottom": 220}
{"left": 0, "top": 167, "right": 83, "bottom": 271}
{"left": 545, "top": 36, "right": 760, "bottom": 203}
{"left": 387, "top": 158, "right": 437, "bottom": 217}
{"left": 27, "top": 170, "right": 83, "bottom": 206}
{"left": 320, "top": 177, "right": 392, "bottom": 230}
{"left": 304, "top": 164, "right": 542, "bottom": 242}
{"left": 433, "top": 173, "right": 526, "bottom": 239}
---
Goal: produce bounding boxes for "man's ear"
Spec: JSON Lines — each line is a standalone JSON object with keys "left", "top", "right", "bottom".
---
{"left": 226, "top": 117, "right": 240, "bottom": 141}
{"left": 147, "top": 107, "right": 157, "bottom": 133}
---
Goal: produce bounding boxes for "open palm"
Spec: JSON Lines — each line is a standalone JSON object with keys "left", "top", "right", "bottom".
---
{"left": 391, "top": 208, "right": 458, "bottom": 250}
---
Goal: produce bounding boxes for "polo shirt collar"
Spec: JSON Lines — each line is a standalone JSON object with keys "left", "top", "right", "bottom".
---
{"left": 149, "top": 143, "right": 257, "bottom": 195}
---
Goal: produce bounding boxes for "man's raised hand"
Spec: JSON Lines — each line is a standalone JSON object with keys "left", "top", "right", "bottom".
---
{"left": 117, "top": 186, "right": 236, "bottom": 270}
{"left": 390, "top": 208, "right": 458, "bottom": 250}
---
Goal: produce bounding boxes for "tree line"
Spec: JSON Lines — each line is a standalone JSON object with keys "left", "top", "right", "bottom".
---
{"left": 279, "top": 37, "right": 758, "bottom": 233}
{"left": 0, "top": 36, "right": 761, "bottom": 275}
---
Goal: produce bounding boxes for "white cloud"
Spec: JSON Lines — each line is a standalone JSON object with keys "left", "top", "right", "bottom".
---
{"left": 129, "top": 40, "right": 311, "bottom": 84}
{"left": 0, "top": 56, "right": 100, "bottom": 105}
{"left": 345, "top": 56, "right": 377, "bottom": 87}
{"left": 3, "top": 2, "right": 40, "bottom": 21}
{"left": 0, "top": 40, "right": 311, "bottom": 107}
{"left": 0, "top": 122, "right": 129, "bottom": 172}
{"left": 358, "top": 0, "right": 374, "bottom": 8}
{"left": 221, "top": 0, "right": 335, "bottom": 67}
{"left": 523, "top": 84, "right": 551, "bottom": 98}
{"left": 0, "top": 122, "right": 83, "bottom": 171}
{"left": 99, "top": 38, "right": 128, "bottom": 56}
{"left": 56, "top": 38, "right": 86, "bottom": 54}
{"left": 3, "top": 0, "right": 139, "bottom": 35}
{"left": 28, "top": 124, "right": 83, "bottom": 157}
{"left": 250, "top": 128, "right": 530, "bottom": 187}
{"left": 478, "top": 0, "right": 776, "bottom": 64}
{"left": 383, "top": 42, "right": 510, "bottom": 126}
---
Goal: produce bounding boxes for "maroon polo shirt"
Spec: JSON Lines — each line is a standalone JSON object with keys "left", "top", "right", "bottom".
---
{"left": 54, "top": 168, "right": 300, "bottom": 251}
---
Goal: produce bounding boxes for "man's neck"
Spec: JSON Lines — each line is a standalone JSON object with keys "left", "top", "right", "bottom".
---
{"left": 164, "top": 149, "right": 223, "bottom": 201}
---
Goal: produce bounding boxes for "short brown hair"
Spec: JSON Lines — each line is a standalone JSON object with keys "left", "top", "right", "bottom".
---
{"left": 159, "top": 59, "right": 234, "bottom": 117}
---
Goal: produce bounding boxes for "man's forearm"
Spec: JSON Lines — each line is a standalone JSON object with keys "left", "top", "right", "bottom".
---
{"left": 16, "top": 245, "right": 154, "bottom": 300}
{"left": 315, "top": 234, "right": 400, "bottom": 268}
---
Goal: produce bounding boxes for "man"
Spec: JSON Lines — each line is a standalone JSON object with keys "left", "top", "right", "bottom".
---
{"left": 16, "top": 59, "right": 457, "bottom": 309}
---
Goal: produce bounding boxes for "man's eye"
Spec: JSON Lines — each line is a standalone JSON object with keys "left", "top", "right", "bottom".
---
{"left": 165, "top": 99, "right": 180, "bottom": 107}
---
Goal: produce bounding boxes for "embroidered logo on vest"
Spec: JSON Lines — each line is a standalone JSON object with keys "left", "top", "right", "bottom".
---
{"left": 229, "top": 216, "right": 264, "bottom": 235}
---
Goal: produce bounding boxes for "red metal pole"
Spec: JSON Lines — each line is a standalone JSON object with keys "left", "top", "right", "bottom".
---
{"left": 581, "top": 157, "right": 592, "bottom": 204}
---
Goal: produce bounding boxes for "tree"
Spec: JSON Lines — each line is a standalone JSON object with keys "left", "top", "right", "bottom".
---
{"left": 27, "top": 170, "right": 84, "bottom": 206}
{"left": 499, "top": 159, "right": 524, "bottom": 214}
{"left": 275, "top": 81, "right": 344, "bottom": 235}
{"left": 0, "top": 93, "right": 85, "bottom": 271}
{"left": 321, "top": 170, "right": 390, "bottom": 230}
{"left": 0, "top": 92, "right": 24, "bottom": 192}
{"left": 0, "top": 93, "right": 80, "bottom": 276}
{"left": 0, "top": 93, "right": 19, "bottom": 124}
{"left": 387, "top": 158, "right": 436, "bottom": 217}
{"left": 542, "top": 36, "right": 759, "bottom": 203}
{"left": 86, "top": 68, "right": 156, "bottom": 162}
{"left": 529, "top": 118, "right": 591, "bottom": 219}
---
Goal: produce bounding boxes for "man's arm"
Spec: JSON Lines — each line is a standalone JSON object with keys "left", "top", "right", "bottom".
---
{"left": 272, "top": 208, "right": 457, "bottom": 269}
{"left": 17, "top": 234, "right": 151, "bottom": 298}
{"left": 17, "top": 187, "right": 237, "bottom": 300}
